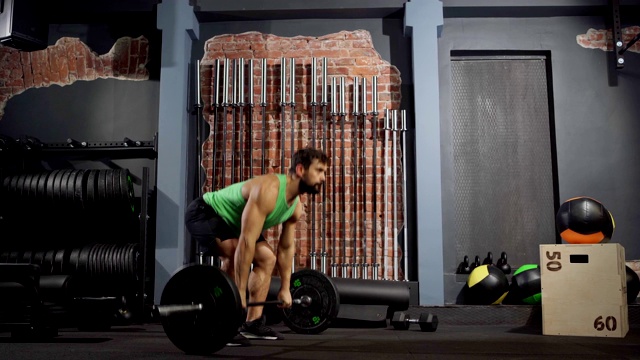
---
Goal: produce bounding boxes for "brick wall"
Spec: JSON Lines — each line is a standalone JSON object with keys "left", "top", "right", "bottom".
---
{"left": 0, "top": 36, "right": 150, "bottom": 119}
{"left": 577, "top": 26, "right": 640, "bottom": 52}
{"left": 199, "top": 30, "right": 406, "bottom": 280}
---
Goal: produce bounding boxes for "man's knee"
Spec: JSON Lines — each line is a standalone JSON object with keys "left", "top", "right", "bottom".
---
{"left": 254, "top": 245, "right": 276, "bottom": 270}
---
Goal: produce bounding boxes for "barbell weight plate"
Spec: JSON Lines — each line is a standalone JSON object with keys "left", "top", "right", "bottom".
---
{"left": 66, "top": 170, "right": 80, "bottom": 206}
{"left": 37, "top": 171, "right": 50, "bottom": 202}
{"left": 281, "top": 269, "right": 340, "bottom": 334}
{"left": 86, "top": 170, "right": 97, "bottom": 208}
{"left": 160, "top": 264, "right": 243, "bottom": 355}
{"left": 97, "top": 170, "right": 107, "bottom": 202}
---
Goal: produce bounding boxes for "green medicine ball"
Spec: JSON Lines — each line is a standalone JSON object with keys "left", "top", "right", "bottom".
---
{"left": 465, "top": 265, "right": 509, "bottom": 305}
{"left": 510, "top": 264, "right": 542, "bottom": 305}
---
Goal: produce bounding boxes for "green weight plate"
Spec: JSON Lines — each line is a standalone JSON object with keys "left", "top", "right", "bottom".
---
{"left": 160, "top": 265, "right": 243, "bottom": 355}
{"left": 119, "top": 169, "right": 135, "bottom": 212}
{"left": 281, "top": 269, "right": 340, "bottom": 334}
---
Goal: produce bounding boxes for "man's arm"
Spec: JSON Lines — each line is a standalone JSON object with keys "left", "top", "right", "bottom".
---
{"left": 234, "top": 183, "right": 276, "bottom": 308}
{"left": 276, "top": 201, "right": 302, "bottom": 305}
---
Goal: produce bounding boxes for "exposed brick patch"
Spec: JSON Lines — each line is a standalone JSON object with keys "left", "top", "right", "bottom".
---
{"left": 576, "top": 26, "right": 640, "bottom": 52}
{"left": 0, "top": 36, "right": 150, "bottom": 119}
{"left": 199, "top": 30, "right": 405, "bottom": 279}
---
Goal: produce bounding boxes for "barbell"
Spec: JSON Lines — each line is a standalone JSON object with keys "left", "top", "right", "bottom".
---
{"left": 156, "top": 264, "right": 340, "bottom": 355}
{"left": 155, "top": 295, "right": 313, "bottom": 316}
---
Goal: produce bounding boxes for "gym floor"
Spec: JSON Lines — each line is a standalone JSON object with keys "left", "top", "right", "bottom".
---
{"left": 1, "top": 311, "right": 639, "bottom": 360}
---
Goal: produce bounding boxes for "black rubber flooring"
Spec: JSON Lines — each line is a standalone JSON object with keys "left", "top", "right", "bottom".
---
{"left": 1, "top": 321, "right": 639, "bottom": 360}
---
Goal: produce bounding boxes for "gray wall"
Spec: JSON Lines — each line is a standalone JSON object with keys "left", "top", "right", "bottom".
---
{"left": 438, "top": 15, "right": 640, "bottom": 303}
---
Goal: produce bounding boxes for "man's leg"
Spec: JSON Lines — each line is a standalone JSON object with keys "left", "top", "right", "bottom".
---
{"left": 240, "top": 239, "right": 283, "bottom": 340}
{"left": 246, "top": 240, "right": 276, "bottom": 321}
{"left": 215, "top": 238, "right": 238, "bottom": 280}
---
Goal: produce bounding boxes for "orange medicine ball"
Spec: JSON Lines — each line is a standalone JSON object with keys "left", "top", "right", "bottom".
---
{"left": 555, "top": 196, "right": 615, "bottom": 244}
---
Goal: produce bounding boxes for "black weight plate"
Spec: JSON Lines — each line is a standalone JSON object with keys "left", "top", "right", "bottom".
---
{"left": 78, "top": 244, "right": 93, "bottom": 275}
{"left": 106, "top": 244, "right": 116, "bottom": 277}
{"left": 100, "top": 244, "right": 110, "bottom": 277}
{"left": 15, "top": 174, "right": 25, "bottom": 197}
{"left": 54, "top": 249, "right": 65, "bottom": 274}
{"left": 43, "top": 249, "right": 56, "bottom": 274}
{"left": 21, "top": 251, "right": 33, "bottom": 264}
{"left": 105, "top": 169, "right": 114, "bottom": 203}
{"left": 57, "top": 170, "right": 71, "bottom": 204}
{"left": 8, "top": 175, "right": 18, "bottom": 199}
{"left": 97, "top": 170, "right": 107, "bottom": 203}
{"left": 114, "top": 244, "right": 124, "bottom": 276}
{"left": 130, "top": 244, "right": 140, "bottom": 281}
{"left": 9, "top": 251, "right": 22, "bottom": 263}
{"left": 86, "top": 170, "right": 98, "bottom": 208}
{"left": 281, "top": 269, "right": 340, "bottom": 334}
{"left": 160, "top": 265, "right": 243, "bottom": 355}
{"left": 112, "top": 169, "right": 122, "bottom": 210}
{"left": 101, "top": 244, "right": 111, "bottom": 277}
{"left": 125, "top": 244, "right": 135, "bottom": 278}
{"left": 91, "top": 244, "right": 104, "bottom": 278}
{"left": 37, "top": 171, "right": 50, "bottom": 203}
{"left": 65, "top": 170, "right": 79, "bottom": 206}
{"left": 32, "top": 251, "right": 45, "bottom": 267}
{"left": 29, "top": 173, "right": 39, "bottom": 200}
{"left": 26, "top": 173, "right": 37, "bottom": 202}
{"left": 73, "top": 169, "right": 87, "bottom": 209}
{"left": 68, "top": 247, "right": 81, "bottom": 273}
{"left": 46, "top": 170, "right": 60, "bottom": 205}
{"left": 123, "top": 244, "right": 132, "bottom": 279}
{"left": 2, "top": 175, "right": 11, "bottom": 194}
{"left": 127, "top": 244, "right": 138, "bottom": 279}
{"left": 52, "top": 170, "right": 65, "bottom": 205}
{"left": 52, "top": 170, "right": 64, "bottom": 204}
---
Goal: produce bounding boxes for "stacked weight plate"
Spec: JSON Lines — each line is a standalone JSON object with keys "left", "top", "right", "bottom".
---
{"left": 1, "top": 169, "right": 135, "bottom": 214}
{"left": 0, "top": 168, "right": 141, "bottom": 329}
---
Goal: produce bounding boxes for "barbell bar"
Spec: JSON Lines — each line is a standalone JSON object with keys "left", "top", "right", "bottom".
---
{"left": 155, "top": 295, "right": 312, "bottom": 317}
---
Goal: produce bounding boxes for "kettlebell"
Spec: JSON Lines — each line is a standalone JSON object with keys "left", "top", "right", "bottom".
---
{"left": 496, "top": 251, "right": 511, "bottom": 274}
{"left": 456, "top": 255, "right": 471, "bottom": 274}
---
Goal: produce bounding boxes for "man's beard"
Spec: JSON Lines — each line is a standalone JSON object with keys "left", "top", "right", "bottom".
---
{"left": 299, "top": 179, "right": 321, "bottom": 195}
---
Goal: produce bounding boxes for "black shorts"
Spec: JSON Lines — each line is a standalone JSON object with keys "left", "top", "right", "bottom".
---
{"left": 184, "top": 196, "right": 265, "bottom": 253}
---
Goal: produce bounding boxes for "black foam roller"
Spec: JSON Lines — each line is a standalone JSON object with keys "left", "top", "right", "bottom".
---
{"left": 269, "top": 274, "right": 410, "bottom": 310}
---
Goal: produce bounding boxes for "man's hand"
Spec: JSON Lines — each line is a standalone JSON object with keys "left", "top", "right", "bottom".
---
{"left": 277, "top": 289, "right": 293, "bottom": 308}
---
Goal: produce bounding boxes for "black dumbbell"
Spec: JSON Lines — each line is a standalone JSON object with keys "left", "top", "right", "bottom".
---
{"left": 390, "top": 311, "right": 438, "bottom": 332}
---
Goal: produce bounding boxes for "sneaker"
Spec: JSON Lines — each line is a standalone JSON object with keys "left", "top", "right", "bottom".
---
{"left": 240, "top": 315, "right": 284, "bottom": 340}
{"left": 226, "top": 333, "right": 250, "bottom": 347}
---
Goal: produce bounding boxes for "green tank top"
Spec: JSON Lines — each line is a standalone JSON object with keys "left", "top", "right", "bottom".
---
{"left": 202, "top": 174, "right": 299, "bottom": 235}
